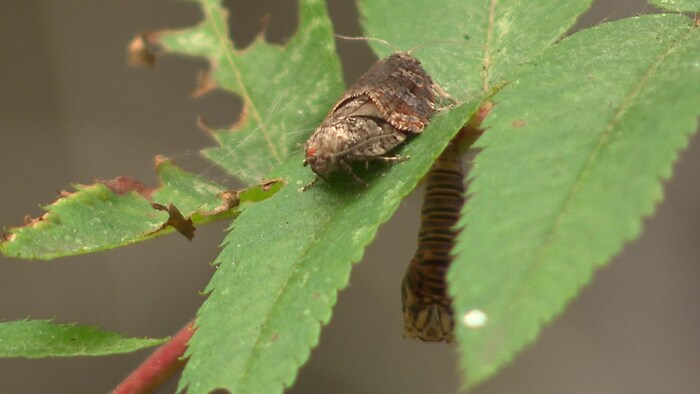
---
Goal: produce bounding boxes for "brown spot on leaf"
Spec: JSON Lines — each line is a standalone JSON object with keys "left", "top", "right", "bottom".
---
{"left": 202, "top": 190, "right": 240, "bottom": 216}
{"left": 512, "top": 120, "right": 526, "bottom": 128}
{"left": 20, "top": 211, "right": 58, "bottom": 230}
{"left": 152, "top": 203, "right": 195, "bottom": 241}
{"left": 269, "top": 332, "right": 279, "bottom": 342}
{"left": 127, "top": 34, "right": 156, "bottom": 67}
{"left": 99, "top": 177, "right": 153, "bottom": 199}
{"left": 200, "top": 179, "right": 282, "bottom": 216}
{"left": 260, "top": 179, "right": 279, "bottom": 192}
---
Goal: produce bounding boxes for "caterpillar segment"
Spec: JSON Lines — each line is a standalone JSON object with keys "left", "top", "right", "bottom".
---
{"left": 401, "top": 141, "right": 464, "bottom": 343}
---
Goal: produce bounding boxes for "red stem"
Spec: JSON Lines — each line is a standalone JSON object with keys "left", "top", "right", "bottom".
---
{"left": 112, "top": 320, "right": 194, "bottom": 394}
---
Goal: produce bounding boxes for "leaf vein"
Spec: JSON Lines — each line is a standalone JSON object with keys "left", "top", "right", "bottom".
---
{"left": 203, "top": 0, "right": 282, "bottom": 164}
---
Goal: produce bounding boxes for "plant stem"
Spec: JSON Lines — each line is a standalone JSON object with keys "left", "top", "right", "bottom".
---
{"left": 112, "top": 320, "right": 194, "bottom": 394}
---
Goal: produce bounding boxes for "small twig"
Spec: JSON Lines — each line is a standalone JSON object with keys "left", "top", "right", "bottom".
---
{"left": 112, "top": 320, "right": 194, "bottom": 394}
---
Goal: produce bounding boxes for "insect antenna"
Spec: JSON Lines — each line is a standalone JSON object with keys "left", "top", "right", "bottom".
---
{"left": 405, "top": 39, "right": 468, "bottom": 55}
{"left": 334, "top": 34, "right": 400, "bottom": 53}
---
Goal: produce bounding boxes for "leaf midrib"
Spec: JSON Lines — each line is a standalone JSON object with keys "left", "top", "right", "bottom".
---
{"left": 202, "top": 0, "right": 282, "bottom": 164}
{"left": 235, "top": 189, "right": 351, "bottom": 390}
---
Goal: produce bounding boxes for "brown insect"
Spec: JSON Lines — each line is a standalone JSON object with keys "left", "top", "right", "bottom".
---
{"left": 401, "top": 141, "right": 464, "bottom": 342}
{"left": 302, "top": 52, "right": 453, "bottom": 190}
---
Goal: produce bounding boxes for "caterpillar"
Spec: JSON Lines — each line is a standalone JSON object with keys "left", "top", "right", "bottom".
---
{"left": 401, "top": 140, "right": 464, "bottom": 342}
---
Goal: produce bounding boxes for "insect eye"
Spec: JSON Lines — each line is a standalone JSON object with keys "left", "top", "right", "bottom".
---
{"left": 306, "top": 146, "right": 317, "bottom": 158}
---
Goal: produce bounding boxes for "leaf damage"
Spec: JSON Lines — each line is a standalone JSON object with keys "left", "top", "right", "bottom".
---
{"left": 0, "top": 319, "right": 167, "bottom": 358}
{"left": 1, "top": 158, "right": 283, "bottom": 259}
{"left": 127, "top": 0, "right": 344, "bottom": 185}
{"left": 192, "top": 70, "right": 217, "bottom": 98}
{"left": 152, "top": 203, "right": 196, "bottom": 240}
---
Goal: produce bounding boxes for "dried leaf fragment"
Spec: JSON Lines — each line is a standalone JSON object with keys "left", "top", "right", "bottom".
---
{"left": 127, "top": 34, "right": 156, "bottom": 67}
{"left": 152, "top": 203, "right": 195, "bottom": 241}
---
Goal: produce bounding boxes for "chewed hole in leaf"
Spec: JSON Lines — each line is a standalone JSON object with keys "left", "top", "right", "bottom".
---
{"left": 325, "top": 1, "right": 378, "bottom": 84}
{"left": 164, "top": 150, "right": 247, "bottom": 191}
{"left": 225, "top": 0, "right": 298, "bottom": 49}
{"left": 194, "top": 88, "right": 244, "bottom": 130}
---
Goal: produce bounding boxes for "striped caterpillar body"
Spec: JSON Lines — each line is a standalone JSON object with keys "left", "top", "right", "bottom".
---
{"left": 401, "top": 141, "right": 464, "bottom": 342}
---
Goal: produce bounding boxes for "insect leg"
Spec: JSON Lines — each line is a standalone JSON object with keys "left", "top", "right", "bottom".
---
{"left": 338, "top": 159, "right": 367, "bottom": 185}
{"left": 300, "top": 175, "right": 320, "bottom": 192}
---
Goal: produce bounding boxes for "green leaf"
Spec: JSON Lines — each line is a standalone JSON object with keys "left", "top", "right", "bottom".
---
{"left": 157, "top": 0, "right": 343, "bottom": 185}
{"left": 1, "top": 159, "right": 280, "bottom": 260}
{"left": 0, "top": 320, "right": 166, "bottom": 358}
{"left": 650, "top": 0, "right": 700, "bottom": 12}
{"left": 176, "top": 0, "right": 603, "bottom": 391}
{"left": 181, "top": 102, "right": 478, "bottom": 393}
{"left": 359, "top": 0, "right": 596, "bottom": 100}
{"left": 450, "top": 14, "right": 699, "bottom": 389}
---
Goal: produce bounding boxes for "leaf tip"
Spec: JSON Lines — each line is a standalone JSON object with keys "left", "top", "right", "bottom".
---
{"left": 196, "top": 114, "right": 214, "bottom": 134}
{"left": 153, "top": 154, "right": 170, "bottom": 169}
